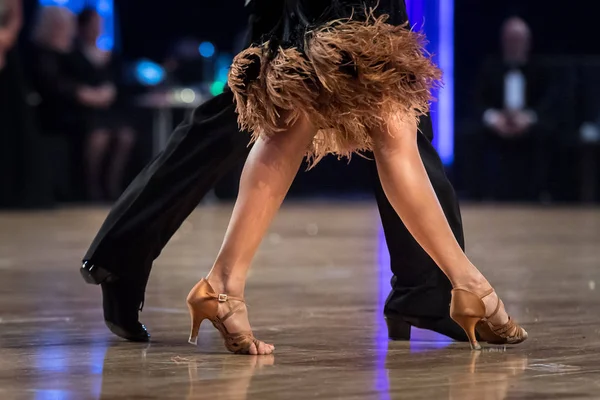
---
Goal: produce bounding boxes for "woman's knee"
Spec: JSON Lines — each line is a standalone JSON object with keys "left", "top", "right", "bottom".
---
{"left": 372, "top": 114, "right": 419, "bottom": 155}
{"left": 263, "top": 113, "right": 316, "bottom": 151}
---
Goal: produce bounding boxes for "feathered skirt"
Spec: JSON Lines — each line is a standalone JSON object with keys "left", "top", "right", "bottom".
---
{"left": 228, "top": 4, "right": 442, "bottom": 166}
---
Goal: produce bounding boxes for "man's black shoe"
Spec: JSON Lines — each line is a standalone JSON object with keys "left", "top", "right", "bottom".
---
{"left": 81, "top": 261, "right": 150, "bottom": 342}
{"left": 105, "top": 320, "right": 150, "bottom": 342}
{"left": 385, "top": 314, "right": 475, "bottom": 342}
{"left": 101, "top": 281, "right": 150, "bottom": 342}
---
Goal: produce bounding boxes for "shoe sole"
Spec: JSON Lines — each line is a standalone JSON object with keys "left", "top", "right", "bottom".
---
{"left": 105, "top": 321, "right": 150, "bottom": 342}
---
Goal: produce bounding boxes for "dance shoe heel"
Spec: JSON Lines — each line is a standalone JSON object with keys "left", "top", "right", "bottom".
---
{"left": 385, "top": 314, "right": 473, "bottom": 342}
{"left": 450, "top": 288, "right": 528, "bottom": 350}
{"left": 186, "top": 279, "right": 271, "bottom": 354}
{"left": 384, "top": 315, "right": 412, "bottom": 340}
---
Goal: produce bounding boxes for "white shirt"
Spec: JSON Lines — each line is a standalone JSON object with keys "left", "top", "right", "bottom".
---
{"left": 483, "top": 67, "right": 537, "bottom": 126}
{"left": 504, "top": 69, "right": 526, "bottom": 111}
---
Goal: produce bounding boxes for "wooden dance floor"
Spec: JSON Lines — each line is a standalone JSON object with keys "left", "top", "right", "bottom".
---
{"left": 1, "top": 203, "right": 599, "bottom": 399}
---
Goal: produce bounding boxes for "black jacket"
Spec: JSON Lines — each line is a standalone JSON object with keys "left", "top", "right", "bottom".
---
{"left": 475, "top": 57, "right": 554, "bottom": 122}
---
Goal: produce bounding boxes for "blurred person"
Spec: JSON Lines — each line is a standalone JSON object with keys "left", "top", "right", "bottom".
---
{"left": 1, "top": 0, "right": 59, "bottom": 209}
{"left": 0, "top": 0, "right": 23, "bottom": 207}
{"left": 0, "top": 0, "right": 46, "bottom": 208}
{"left": 70, "top": 8, "right": 136, "bottom": 201}
{"left": 81, "top": 0, "right": 480, "bottom": 346}
{"left": 0, "top": 0, "right": 21, "bottom": 70}
{"left": 27, "top": 6, "right": 113, "bottom": 200}
{"left": 466, "top": 16, "right": 553, "bottom": 201}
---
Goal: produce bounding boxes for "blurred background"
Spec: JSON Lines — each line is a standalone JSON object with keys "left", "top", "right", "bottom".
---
{"left": 1, "top": 0, "right": 598, "bottom": 208}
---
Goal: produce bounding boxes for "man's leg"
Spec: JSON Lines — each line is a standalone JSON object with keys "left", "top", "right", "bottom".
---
{"left": 81, "top": 90, "right": 251, "bottom": 341}
{"left": 372, "top": 114, "right": 468, "bottom": 341}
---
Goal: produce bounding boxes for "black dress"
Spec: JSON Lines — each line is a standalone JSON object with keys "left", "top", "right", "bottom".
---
{"left": 231, "top": 0, "right": 440, "bottom": 165}
{"left": 68, "top": 44, "right": 117, "bottom": 132}
{"left": 27, "top": 44, "right": 81, "bottom": 136}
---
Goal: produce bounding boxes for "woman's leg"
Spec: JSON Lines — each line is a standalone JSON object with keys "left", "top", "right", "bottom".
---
{"left": 205, "top": 115, "right": 317, "bottom": 355}
{"left": 107, "top": 126, "right": 136, "bottom": 199}
{"left": 371, "top": 115, "right": 508, "bottom": 326}
{"left": 85, "top": 129, "right": 111, "bottom": 201}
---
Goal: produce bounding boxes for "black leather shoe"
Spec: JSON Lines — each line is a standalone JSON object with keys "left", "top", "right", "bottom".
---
{"left": 101, "top": 281, "right": 150, "bottom": 342}
{"left": 81, "top": 261, "right": 150, "bottom": 342}
{"left": 105, "top": 320, "right": 150, "bottom": 342}
{"left": 385, "top": 314, "right": 476, "bottom": 342}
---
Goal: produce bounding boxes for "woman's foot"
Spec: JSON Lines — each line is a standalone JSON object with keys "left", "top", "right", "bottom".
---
{"left": 187, "top": 278, "right": 274, "bottom": 355}
{"left": 207, "top": 277, "right": 274, "bottom": 355}
{"left": 451, "top": 277, "right": 527, "bottom": 349}
{"left": 479, "top": 290, "right": 510, "bottom": 327}
{"left": 452, "top": 276, "right": 510, "bottom": 328}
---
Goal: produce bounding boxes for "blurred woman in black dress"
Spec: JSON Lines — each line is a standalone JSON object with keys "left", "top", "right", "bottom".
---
{"left": 70, "top": 8, "right": 136, "bottom": 201}
{"left": 28, "top": 6, "right": 113, "bottom": 200}
{"left": 1, "top": 0, "right": 66, "bottom": 208}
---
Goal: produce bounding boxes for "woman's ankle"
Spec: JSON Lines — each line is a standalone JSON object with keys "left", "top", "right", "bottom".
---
{"left": 451, "top": 269, "right": 491, "bottom": 294}
{"left": 205, "top": 272, "right": 246, "bottom": 297}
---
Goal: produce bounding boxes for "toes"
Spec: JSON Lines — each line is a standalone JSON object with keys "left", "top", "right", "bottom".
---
{"left": 249, "top": 342, "right": 258, "bottom": 355}
{"left": 256, "top": 341, "right": 265, "bottom": 355}
{"left": 241, "top": 341, "right": 274, "bottom": 356}
{"left": 254, "top": 341, "right": 275, "bottom": 355}
{"left": 257, "top": 341, "right": 270, "bottom": 355}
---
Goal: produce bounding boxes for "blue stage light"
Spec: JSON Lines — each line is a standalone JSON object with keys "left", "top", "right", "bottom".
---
{"left": 96, "top": 36, "right": 113, "bottom": 51}
{"left": 135, "top": 60, "right": 165, "bottom": 86}
{"left": 217, "top": 66, "right": 229, "bottom": 82}
{"left": 406, "top": 0, "right": 454, "bottom": 165}
{"left": 199, "top": 42, "right": 215, "bottom": 58}
{"left": 215, "top": 54, "right": 233, "bottom": 82}
{"left": 96, "top": 0, "right": 112, "bottom": 13}
{"left": 38, "top": 0, "right": 85, "bottom": 13}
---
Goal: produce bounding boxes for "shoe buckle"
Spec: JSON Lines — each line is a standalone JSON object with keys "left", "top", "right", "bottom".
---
{"left": 218, "top": 294, "right": 228, "bottom": 302}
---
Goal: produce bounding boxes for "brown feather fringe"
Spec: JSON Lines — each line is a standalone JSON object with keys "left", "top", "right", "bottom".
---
{"left": 228, "top": 11, "right": 442, "bottom": 167}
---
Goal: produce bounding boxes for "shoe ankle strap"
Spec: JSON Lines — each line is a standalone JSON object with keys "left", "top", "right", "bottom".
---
{"left": 214, "top": 293, "right": 245, "bottom": 303}
{"left": 453, "top": 287, "right": 495, "bottom": 299}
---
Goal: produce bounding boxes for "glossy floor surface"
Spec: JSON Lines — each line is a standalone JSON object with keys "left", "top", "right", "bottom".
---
{"left": 1, "top": 203, "right": 599, "bottom": 399}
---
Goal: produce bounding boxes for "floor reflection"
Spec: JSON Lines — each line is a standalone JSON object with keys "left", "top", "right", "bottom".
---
{"left": 98, "top": 343, "right": 274, "bottom": 400}
{"left": 31, "top": 331, "right": 108, "bottom": 399}
{"left": 446, "top": 350, "right": 528, "bottom": 400}
{"left": 183, "top": 355, "right": 275, "bottom": 400}
{"left": 384, "top": 347, "right": 528, "bottom": 399}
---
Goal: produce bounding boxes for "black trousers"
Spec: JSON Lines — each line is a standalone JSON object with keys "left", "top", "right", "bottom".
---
{"left": 84, "top": 89, "right": 463, "bottom": 319}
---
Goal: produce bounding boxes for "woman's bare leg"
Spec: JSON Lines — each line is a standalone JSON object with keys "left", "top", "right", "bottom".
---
{"left": 371, "top": 115, "right": 508, "bottom": 326}
{"left": 205, "top": 115, "right": 316, "bottom": 355}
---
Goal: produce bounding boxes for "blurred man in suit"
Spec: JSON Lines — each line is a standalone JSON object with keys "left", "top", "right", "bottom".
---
{"left": 466, "top": 17, "right": 554, "bottom": 201}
